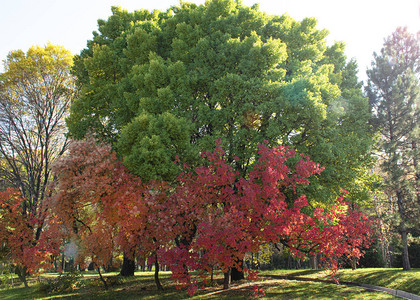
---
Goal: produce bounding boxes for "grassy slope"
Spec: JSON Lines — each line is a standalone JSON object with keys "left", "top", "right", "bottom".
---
{"left": 337, "top": 268, "right": 420, "bottom": 295}
{"left": 194, "top": 279, "right": 397, "bottom": 299}
{"left": 262, "top": 268, "right": 420, "bottom": 295}
{"left": 0, "top": 268, "right": 417, "bottom": 299}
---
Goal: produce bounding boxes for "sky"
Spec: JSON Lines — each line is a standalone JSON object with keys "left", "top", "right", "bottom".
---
{"left": 1, "top": 0, "right": 419, "bottom": 82}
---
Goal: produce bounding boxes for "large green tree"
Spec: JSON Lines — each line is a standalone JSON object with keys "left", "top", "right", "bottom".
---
{"left": 68, "top": 0, "right": 374, "bottom": 279}
{"left": 366, "top": 27, "right": 420, "bottom": 271}
{"left": 69, "top": 1, "right": 373, "bottom": 204}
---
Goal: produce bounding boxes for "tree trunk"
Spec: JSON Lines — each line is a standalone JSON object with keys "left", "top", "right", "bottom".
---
{"left": 97, "top": 267, "right": 108, "bottom": 290}
{"left": 401, "top": 229, "right": 411, "bottom": 271}
{"left": 310, "top": 255, "right": 318, "bottom": 269}
{"left": 374, "top": 193, "right": 389, "bottom": 267}
{"left": 231, "top": 267, "right": 244, "bottom": 281}
{"left": 231, "top": 259, "right": 245, "bottom": 281}
{"left": 105, "top": 257, "right": 113, "bottom": 272}
{"left": 230, "top": 259, "right": 245, "bottom": 281}
{"left": 10, "top": 265, "right": 14, "bottom": 287}
{"left": 350, "top": 257, "right": 357, "bottom": 270}
{"left": 223, "top": 269, "right": 231, "bottom": 290}
{"left": 396, "top": 190, "right": 411, "bottom": 271}
{"left": 412, "top": 140, "right": 419, "bottom": 206}
{"left": 287, "top": 254, "right": 292, "bottom": 269}
{"left": 52, "top": 255, "right": 58, "bottom": 272}
{"left": 65, "top": 258, "right": 75, "bottom": 272}
{"left": 15, "top": 266, "right": 28, "bottom": 288}
{"left": 120, "top": 253, "right": 136, "bottom": 276}
{"left": 61, "top": 251, "right": 65, "bottom": 273}
{"left": 154, "top": 253, "right": 163, "bottom": 291}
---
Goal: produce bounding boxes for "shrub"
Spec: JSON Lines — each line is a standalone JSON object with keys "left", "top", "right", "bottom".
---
{"left": 38, "top": 270, "right": 83, "bottom": 293}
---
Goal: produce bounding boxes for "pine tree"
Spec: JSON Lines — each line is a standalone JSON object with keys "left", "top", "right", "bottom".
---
{"left": 366, "top": 27, "right": 420, "bottom": 271}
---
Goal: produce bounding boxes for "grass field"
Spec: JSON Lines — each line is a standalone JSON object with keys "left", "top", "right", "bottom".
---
{"left": 262, "top": 268, "right": 420, "bottom": 295}
{"left": 0, "top": 268, "right": 418, "bottom": 299}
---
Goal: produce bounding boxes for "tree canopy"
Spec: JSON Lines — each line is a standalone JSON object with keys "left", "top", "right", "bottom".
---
{"left": 0, "top": 1, "right": 379, "bottom": 294}
{"left": 366, "top": 27, "right": 420, "bottom": 271}
{"left": 68, "top": 0, "right": 373, "bottom": 204}
{"left": 0, "top": 43, "right": 76, "bottom": 285}
{"left": 46, "top": 137, "right": 373, "bottom": 293}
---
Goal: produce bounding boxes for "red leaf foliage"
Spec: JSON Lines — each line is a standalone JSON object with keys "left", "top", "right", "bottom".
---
{"left": 43, "top": 138, "right": 373, "bottom": 295}
{"left": 0, "top": 188, "right": 53, "bottom": 273}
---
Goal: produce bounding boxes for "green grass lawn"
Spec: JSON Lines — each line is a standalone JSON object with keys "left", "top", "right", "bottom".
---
{"left": 0, "top": 268, "right": 418, "bottom": 299}
{"left": 336, "top": 268, "right": 420, "bottom": 295}
{"left": 262, "top": 268, "right": 420, "bottom": 295}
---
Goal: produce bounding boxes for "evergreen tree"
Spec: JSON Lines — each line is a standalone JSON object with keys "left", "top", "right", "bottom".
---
{"left": 366, "top": 27, "right": 420, "bottom": 271}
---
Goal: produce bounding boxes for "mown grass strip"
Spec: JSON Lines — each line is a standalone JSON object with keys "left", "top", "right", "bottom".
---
{"left": 262, "top": 268, "right": 420, "bottom": 295}
{"left": 1, "top": 268, "right": 417, "bottom": 299}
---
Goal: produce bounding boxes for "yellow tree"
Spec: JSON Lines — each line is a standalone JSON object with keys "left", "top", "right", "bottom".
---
{"left": 0, "top": 44, "right": 77, "bottom": 284}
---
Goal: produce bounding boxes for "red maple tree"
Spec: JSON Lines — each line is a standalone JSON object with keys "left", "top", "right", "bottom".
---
{"left": 0, "top": 188, "right": 54, "bottom": 286}
{"left": 155, "top": 141, "right": 373, "bottom": 293}
{"left": 44, "top": 137, "right": 373, "bottom": 295}
{"left": 46, "top": 137, "right": 130, "bottom": 283}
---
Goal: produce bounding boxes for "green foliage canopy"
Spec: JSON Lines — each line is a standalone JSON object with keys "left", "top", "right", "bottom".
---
{"left": 68, "top": 0, "right": 373, "bottom": 203}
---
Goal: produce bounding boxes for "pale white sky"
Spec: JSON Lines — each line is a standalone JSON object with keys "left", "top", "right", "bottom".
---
{"left": 1, "top": 0, "right": 419, "bottom": 81}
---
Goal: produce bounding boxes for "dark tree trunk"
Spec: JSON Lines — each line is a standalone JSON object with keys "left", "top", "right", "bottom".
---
{"left": 223, "top": 269, "right": 231, "bottom": 290}
{"left": 16, "top": 266, "right": 28, "bottom": 288}
{"left": 120, "top": 253, "right": 136, "bottom": 276}
{"left": 97, "top": 267, "right": 108, "bottom": 290}
{"left": 396, "top": 190, "right": 411, "bottom": 271}
{"left": 401, "top": 229, "right": 411, "bottom": 271}
{"left": 287, "top": 254, "right": 292, "bottom": 269}
{"left": 61, "top": 251, "right": 65, "bottom": 273}
{"left": 154, "top": 253, "right": 163, "bottom": 291}
{"left": 310, "top": 255, "right": 318, "bottom": 269}
{"left": 230, "top": 258, "right": 245, "bottom": 281}
{"left": 65, "top": 258, "right": 75, "bottom": 272}
{"left": 105, "top": 257, "right": 113, "bottom": 272}
{"left": 350, "top": 257, "right": 357, "bottom": 270}
{"left": 231, "top": 266, "right": 244, "bottom": 281}
{"left": 52, "top": 255, "right": 58, "bottom": 272}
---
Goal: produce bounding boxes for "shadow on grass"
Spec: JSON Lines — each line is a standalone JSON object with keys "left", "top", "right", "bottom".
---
{"left": 0, "top": 285, "right": 45, "bottom": 300}
{"left": 261, "top": 269, "right": 325, "bottom": 282}
{"left": 53, "top": 289, "right": 188, "bottom": 300}
{"left": 263, "top": 280, "right": 395, "bottom": 299}
{"left": 337, "top": 268, "right": 420, "bottom": 295}
{"left": 39, "top": 275, "right": 189, "bottom": 300}
{"left": 196, "top": 279, "right": 395, "bottom": 299}
{"left": 3, "top": 269, "right": 412, "bottom": 299}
